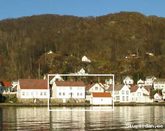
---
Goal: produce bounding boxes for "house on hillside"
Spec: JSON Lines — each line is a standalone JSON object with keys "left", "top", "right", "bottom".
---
{"left": 49, "top": 74, "right": 64, "bottom": 85}
{"left": 113, "top": 84, "right": 131, "bottom": 102}
{"left": 52, "top": 81, "right": 85, "bottom": 103}
{"left": 90, "top": 92, "right": 112, "bottom": 105}
{"left": 137, "top": 79, "right": 145, "bottom": 87}
{"left": 81, "top": 56, "right": 91, "bottom": 63}
{"left": 17, "top": 79, "right": 49, "bottom": 99}
{"left": 153, "top": 79, "right": 165, "bottom": 90}
{"left": 145, "top": 76, "right": 156, "bottom": 86}
{"left": 154, "top": 93, "right": 163, "bottom": 102}
{"left": 123, "top": 76, "right": 134, "bottom": 85}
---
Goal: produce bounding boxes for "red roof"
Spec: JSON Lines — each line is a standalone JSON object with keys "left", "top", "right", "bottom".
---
{"left": 92, "top": 92, "right": 111, "bottom": 97}
{"left": 19, "top": 79, "right": 48, "bottom": 89}
{"left": 1, "top": 81, "right": 12, "bottom": 87}
{"left": 55, "top": 81, "right": 85, "bottom": 87}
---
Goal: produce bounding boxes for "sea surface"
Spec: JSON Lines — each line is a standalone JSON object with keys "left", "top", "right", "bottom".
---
{"left": 0, "top": 106, "right": 165, "bottom": 130}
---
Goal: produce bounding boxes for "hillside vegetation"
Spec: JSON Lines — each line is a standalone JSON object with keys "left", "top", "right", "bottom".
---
{"left": 0, "top": 12, "right": 165, "bottom": 82}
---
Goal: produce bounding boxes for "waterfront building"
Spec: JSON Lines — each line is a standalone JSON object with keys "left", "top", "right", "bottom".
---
{"left": 113, "top": 84, "right": 131, "bottom": 102}
{"left": 51, "top": 81, "right": 85, "bottom": 103}
{"left": 90, "top": 92, "right": 112, "bottom": 105}
{"left": 130, "top": 85, "right": 152, "bottom": 103}
{"left": 17, "top": 79, "right": 49, "bottom": 99}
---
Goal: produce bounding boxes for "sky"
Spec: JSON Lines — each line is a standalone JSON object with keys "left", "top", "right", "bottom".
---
{"left": 0, "top": 0, "right": 165, "bottom": 20}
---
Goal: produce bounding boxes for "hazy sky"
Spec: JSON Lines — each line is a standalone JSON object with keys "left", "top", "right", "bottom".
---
{"left": 0, "top": 0, "right": 165, "bottom": 20}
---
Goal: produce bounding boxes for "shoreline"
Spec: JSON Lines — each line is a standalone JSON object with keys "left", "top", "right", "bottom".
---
{"left": 0, "top": 102, "right": 165, "bottom": 107}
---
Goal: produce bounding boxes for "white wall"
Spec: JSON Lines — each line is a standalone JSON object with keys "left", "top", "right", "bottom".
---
{"left": 52, "top": 85, "right": 85, "bottom": 99}
{"left": 17, "top": 89, "right": 49, "bottom": 99}
{"left": 90, "top": 97, "right": 112, "bottom": 105}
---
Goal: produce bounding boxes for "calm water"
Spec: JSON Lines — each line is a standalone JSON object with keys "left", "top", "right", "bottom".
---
{"left": 0, "top": 106, "right": 165, "bottom": 130}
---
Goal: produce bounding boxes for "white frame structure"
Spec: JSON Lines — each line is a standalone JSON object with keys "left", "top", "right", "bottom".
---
{"left": 47, "top": 74, "right": 115, "bottom": 111}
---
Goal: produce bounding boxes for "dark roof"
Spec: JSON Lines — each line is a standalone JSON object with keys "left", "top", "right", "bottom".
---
{"left": 55, "top": 81, "right": 85, "bottom": 87}
{"left": 114, "top": 84, "right": 123, "bottom": 91}
{"left": 19, "top": 79, "right": 48, "bottom": 89}
{"left": 92, "top": 92, "right": 111, "bottom": 97}
{"left": 130, "top": 85, "right": 139, "bottom": 92}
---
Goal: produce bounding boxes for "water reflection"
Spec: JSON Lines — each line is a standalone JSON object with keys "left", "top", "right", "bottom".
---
{"left": 0, "top": 106, "right": 165, "bottom": 130}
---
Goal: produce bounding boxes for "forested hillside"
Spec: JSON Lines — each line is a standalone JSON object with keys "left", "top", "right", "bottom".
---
{"left": 0, "top": 12, "right": 165, "bottom": 82}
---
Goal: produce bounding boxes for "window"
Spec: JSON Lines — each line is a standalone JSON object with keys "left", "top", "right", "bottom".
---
{"left": 77, "top": 93, "right": 79, "bottom": 96}
{"left": 122, "top": 96, "right": 125, "bottom": 101}
{"left": 126, "top": 90, "right": 129, "bottom": 95}
{"left": 63, "top": 92, "right": 65, "bottom": 96}
{"left": 22, "top": 92, "right": 25, "bottom": 96}
{"left": 40, "top": 92, "right": 43, "bottom": 96}
{"left": 116, "top": 96, "right": 120, "bottom": 100}
{"left": 80, "top": 93, "right": 82, "bottom": 96}
{"left": 59, "top": 92, "right": 61, "bottom": 96}
{"left": 95, "top": 87, "right": 98, "bottom": 90}
{"left": 126, "top": 96, "right": 129, "bottom": 101}
{"left": 44, "top": 92, "right": 47, "bottom": 96}
{"left": 101, "top": 99, "right": 103, "bottom": 101}
{"left": 122, "top": 90, "right": 125, "bottom": 94}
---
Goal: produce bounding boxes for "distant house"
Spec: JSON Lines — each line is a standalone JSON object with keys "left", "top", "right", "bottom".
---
{"left": 153, "top": 79, "right": 165, "bottom": 90}
{"left": 0, "top": 81, "right": 12, "bottom": 94}
{"left": 137, "top": 79, "right": 145, "bottom": 87}
{"left": 154, "top": 93, "right": 163, "bottom": 102}
{"left": 90, "top": 92, "right": 112, "bottom": 105}
{"left": 145, "top": 76, "right": 156, "bottom": 86}
{"left": 52, "top": 81, "right": 85, "bottom": 103}
{"left": 49, "top": 74, "right": 64, "bottom": 85}
{"left": 130, "top": 85, "right": 152, "bottom": 103}
{"left": 113, "top": 84, "right": 131, "bottom": 102}
{"left": 81, "top": 56, "right": 91, "bottom": 63}
{"left": 76, "top": 68, "right": 87, "bottom": 75}
{"left": 17, "top": 79, "right": 49, "bottom": 99}
{"left": 162, "top": 88, "right": 165, "bottom": 100}
{"left": 123, "top": 76, "right": 134, "bottom": 85}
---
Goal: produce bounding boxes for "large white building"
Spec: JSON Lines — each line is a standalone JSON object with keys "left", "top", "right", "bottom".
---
{"left": 52, "top": 81, "right": 85, "bottom": 102}
{"left": 113, "top": 84, "right": 131, "bottom": 102}
{"left": 130, "top": 86, "right": 152, "bottom": 103}
{"left": 17, "top": 79, "right": 49, "bottom": 99}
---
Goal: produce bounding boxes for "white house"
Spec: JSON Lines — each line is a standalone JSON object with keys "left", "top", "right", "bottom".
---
{"left": 86, "top": 83, "right": 105, "bottom": 94}
{"left": 145, "top": 76, "right": 156, "bottom": 86}
{"left": 137, "top": 79, "right": 145, "bottom": 87}
{"left": 130, "top": 85, "right": 152, "bottom": 103}
{"left": 154, "top": 93, "right": 163, "bottom": 102}
{"left": 81, "top": 56, "right": 91, "bottom": 63}
{"left": 76, "top": 68, "right": 87, "bottom": 75}
{"left": 49, "top": 74, "right": 64, "bottom": 85}
{"left": 86, "top": 83, "right": 105, "bottom": 101}
{"left": 113, "top": 84, "right": 131, "bottom": 102}
{"left": 162, "top": 88, "right": 165, "bottom": 100}
{"left": 17, "top": 79, "right": 49, "bottom": 99}
{"left": 90, "top": 92, "right": 112, "bottom": 105}
{"left": 52, "top": 81, "right": 85, "bottom": 103}
{"left": 153, "top": 79, "right": 165, "bottom": 90}
{"left": 123, "top": 76, "right": 134, "bottom": 85}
